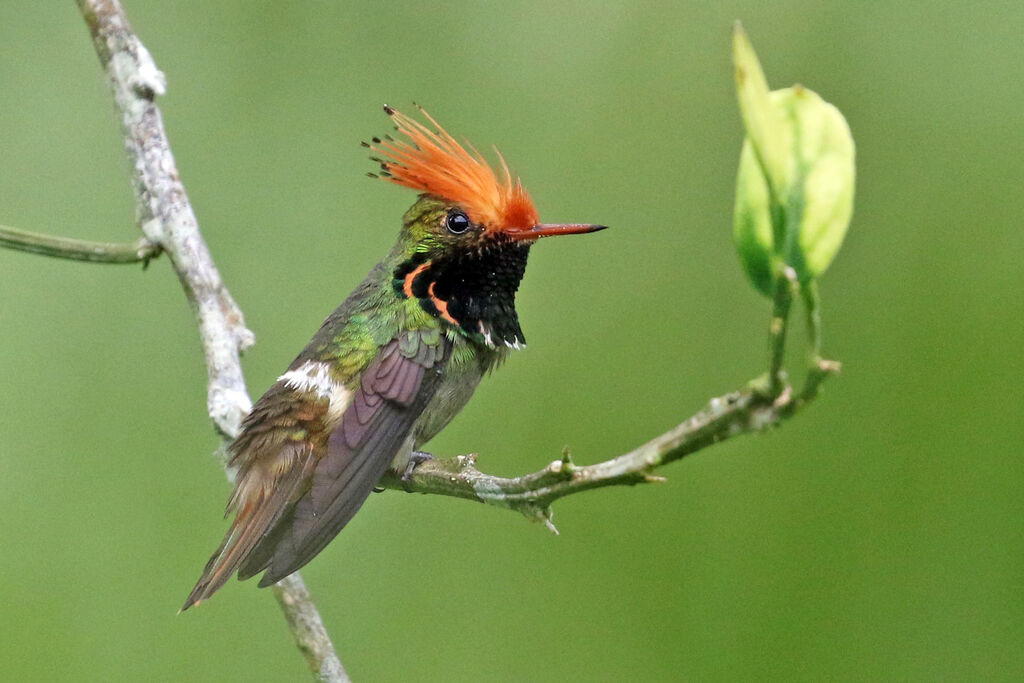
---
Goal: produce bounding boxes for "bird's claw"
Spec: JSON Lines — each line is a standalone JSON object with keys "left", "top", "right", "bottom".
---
{"left": 374, "top": 452, "right": 434, "bottom": 493}
{"left": 402, "top": 450, "right": 434, "bottom": 487}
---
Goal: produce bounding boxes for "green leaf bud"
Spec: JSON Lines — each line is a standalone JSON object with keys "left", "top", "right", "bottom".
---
{"left": 732, "top": 24, "right": 856, "bottom": 296}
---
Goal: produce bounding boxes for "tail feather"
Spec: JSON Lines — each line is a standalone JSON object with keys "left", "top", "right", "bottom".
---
{"left": 180, "top": 444, "right": 312, "bottom": 611}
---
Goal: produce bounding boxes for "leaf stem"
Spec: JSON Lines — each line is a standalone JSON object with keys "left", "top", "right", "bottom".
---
{"left": 801, "top": 277, "right": 823, "bottom": 362}
{"left": 768, "top": 265, "right": 798, "bottom": 396}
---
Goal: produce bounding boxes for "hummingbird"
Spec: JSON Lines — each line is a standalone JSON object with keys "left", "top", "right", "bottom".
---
{"left": 181, "top": 106, "right": 605, "bottom": 610}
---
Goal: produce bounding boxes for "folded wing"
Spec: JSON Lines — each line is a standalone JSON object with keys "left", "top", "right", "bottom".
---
{"left": 182, "top": 331, "right": 447, "bottom": 610}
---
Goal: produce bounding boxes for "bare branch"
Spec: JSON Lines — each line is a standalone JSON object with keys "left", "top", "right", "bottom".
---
{"left": 75, "top": 2, "right": 348, "bottom": 680}
{"left": 382, "top": 360, "right": 840, "bottom": 529}
{"left": 273, "top": 575, "right": 351, "bottom": 683}
{"left": 77, "top": 0, "right": 254, "bottom": 438}
{"left": 0, "top": 224, "right": 161, "bottom": 263}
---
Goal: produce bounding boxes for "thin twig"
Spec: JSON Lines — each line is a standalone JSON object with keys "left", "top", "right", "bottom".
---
{"left": 75, "top": 2, "right": 348, "bottom": 681}
{"left": 272, "top": 575, "right": 351, "bottom": 683}
{"left": 0, "top": 224, "right": 161, "bottom": 264}
{"left": 382, "top": 363, "right": 838, "bottom": 530}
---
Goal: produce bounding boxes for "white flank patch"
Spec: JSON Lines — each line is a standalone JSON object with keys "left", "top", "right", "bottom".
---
{"left": 278, "top": 361, "right": 336, "bottom": 398}
{"left": 278, "top": 361, "right": 352, "bottom": 421}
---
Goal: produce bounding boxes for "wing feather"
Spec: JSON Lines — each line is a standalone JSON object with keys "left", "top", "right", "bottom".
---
{"left": 256, "top": 336, "right": 446, "bottom": 584}
{"left": 183, "top": 331, "right": 449, "bottom": 601}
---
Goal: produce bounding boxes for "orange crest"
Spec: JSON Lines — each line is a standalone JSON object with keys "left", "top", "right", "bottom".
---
{"left": 368, "top": 106, "right": 539, "bottom": 232}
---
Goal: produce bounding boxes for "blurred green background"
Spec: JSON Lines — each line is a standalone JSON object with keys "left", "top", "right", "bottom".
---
{"left": 1, "top": 1, "right": 1021, "bottom": 681}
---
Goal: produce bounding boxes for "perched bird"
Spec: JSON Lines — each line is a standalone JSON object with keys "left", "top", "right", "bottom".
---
{"left": 182, "top": 106, "right": 605, "bottom": 610}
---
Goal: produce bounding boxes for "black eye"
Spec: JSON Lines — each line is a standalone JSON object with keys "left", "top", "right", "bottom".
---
{"left": 445, "top": 210, "right": 471, "bottom": 234}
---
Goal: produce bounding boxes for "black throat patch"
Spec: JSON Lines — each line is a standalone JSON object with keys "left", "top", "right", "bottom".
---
{"left": 393, "top": 242, "right": 531, "bottom": 348}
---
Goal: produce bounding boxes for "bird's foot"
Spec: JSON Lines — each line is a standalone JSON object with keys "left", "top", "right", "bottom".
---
{"left": 374, "top": 451, "right": 435, "bottom": 493}
{"left": 402, "top": 450, "right": 434, "bottom": 487}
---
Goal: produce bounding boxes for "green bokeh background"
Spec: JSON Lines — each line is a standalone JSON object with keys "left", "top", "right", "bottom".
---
{"left": 1, "top": 2, "right": 1021, "bottom": 681}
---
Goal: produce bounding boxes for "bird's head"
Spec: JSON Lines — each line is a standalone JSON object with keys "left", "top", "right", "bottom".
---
{"left": 367, "top": 106, "right": 604, "bottom": 348}
{"left": 367, "top": 105, "right": 604, "bottom": 260}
